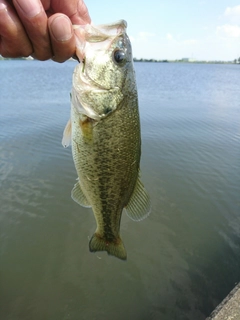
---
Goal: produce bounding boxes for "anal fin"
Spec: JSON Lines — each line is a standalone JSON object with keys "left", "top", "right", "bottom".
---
{"left": 71, "top": 181, "right": 91, "bottom": 208}
{"left": 125, "top": 176, "right": 151, "bottom": 221}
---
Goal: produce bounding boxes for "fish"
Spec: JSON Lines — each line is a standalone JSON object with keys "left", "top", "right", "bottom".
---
{"left": 62, "top": 20, "right": 151, "bottom": 260}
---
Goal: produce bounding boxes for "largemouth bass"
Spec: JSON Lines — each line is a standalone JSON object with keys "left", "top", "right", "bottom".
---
{"left": 62, "top": 20, "right": 151, "bottom": 260}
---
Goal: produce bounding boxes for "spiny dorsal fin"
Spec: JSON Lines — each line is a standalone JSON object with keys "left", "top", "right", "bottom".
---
{"left": 71, "top": 181, "right": 91, "bottom": 208}
{"left": 125, "top": 176, "right": 151, "bottom": 221}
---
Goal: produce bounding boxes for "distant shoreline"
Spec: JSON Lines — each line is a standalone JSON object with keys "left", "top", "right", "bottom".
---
{"left": 133, "top": 58, "right": 238, "bottom": 64}
{"left": 0, "top": 56, "right": 238, "bottom": 64}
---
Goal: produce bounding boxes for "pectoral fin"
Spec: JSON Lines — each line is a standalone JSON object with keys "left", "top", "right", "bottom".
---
{"left": 62, "top": 119, "right": 72, "bottom": 148}
{"left": 71, "top": 181, "right": 91, "bottom": 208}
{"left": 125, "top": 176, "right": 151, "bottom": 221}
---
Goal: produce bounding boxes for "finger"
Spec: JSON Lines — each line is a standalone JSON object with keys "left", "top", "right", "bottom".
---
{"left": 12, "top": 0, "right": 52, "bottom": 60}
{"left": 76, "top": 0, "right": 91, "bottom": 24}
{"left": 48, "top": 14, "right": 75, "bottom": 63}
{"left": 50, "top": 0, "right": 91, "bottom": 25}
{"left": 0, "top": 0, "right": 32, "bottom": 57}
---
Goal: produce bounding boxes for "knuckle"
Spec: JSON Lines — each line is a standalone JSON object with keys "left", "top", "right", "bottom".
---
{"left": 0, "top": 46, "right": 32, "bottom": 58}
{"left": 31, "top": 40, "right": 53, "bottom": 61}
{"left": 20, "top": 45, "right": 33, "bottom": 57}
{"left": 31, "top": 51, "right": 52, "bottom": 61}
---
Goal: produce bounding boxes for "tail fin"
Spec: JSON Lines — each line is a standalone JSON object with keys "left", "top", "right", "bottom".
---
{"left": 89, "top": 233, "right": 127, "bottom": 260}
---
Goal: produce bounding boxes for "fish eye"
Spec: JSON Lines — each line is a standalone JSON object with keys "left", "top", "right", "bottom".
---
{"left": 113, "top": 49, "right": 126, "bottom": 65}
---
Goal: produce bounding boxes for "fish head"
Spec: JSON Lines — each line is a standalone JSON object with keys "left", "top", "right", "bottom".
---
{"left": 72, "top": 20, "right": 137, "bottom": 120}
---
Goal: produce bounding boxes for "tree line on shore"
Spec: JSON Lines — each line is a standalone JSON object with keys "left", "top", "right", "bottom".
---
{"left": 133, "top": 58, "right": 237, "bottom": 64}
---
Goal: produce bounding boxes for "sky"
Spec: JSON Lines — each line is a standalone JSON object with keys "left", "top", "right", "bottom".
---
{"left": 86, "top": 0, "right": 240, "bottom": 61}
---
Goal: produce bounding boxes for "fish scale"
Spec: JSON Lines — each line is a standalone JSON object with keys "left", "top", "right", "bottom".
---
{"left": 72, "top": 97, "right": 140, "bottom": 232}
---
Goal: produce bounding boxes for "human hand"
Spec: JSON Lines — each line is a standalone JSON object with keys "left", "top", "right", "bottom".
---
{"left": 0, "top": 0, "right": 91, "bottom": 62}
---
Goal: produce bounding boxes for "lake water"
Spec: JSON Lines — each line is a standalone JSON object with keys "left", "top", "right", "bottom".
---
{"left": 0, "top": 60, "right": 239, "bottom": 320}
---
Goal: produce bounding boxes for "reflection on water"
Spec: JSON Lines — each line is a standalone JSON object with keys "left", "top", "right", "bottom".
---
{"left": 0, "top": 60, "right": 239, "bottom": 320}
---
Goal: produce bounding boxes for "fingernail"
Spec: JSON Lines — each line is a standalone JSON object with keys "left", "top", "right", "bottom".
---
{"left": 51, "top": 16, "right": 73, "bottom": 41}
{"left": 15, "top": 0, "right": 41, "bottom": 18}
